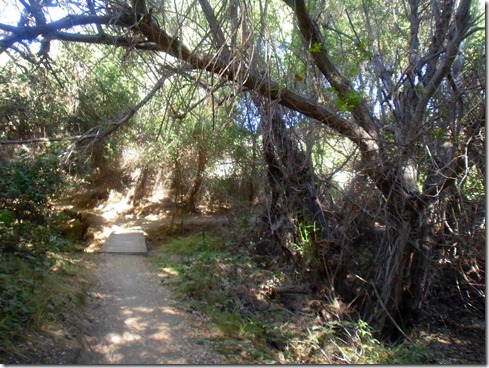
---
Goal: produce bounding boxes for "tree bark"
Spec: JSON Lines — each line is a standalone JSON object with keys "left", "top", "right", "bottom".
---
{"left": 260, "top": 106, "right": 333, "bottom": 257}
{"left": 132, "top": 165, "right": 150, "bottom": 206}
{"left": 185, "top": 147, "right": 207, "bottom": 213}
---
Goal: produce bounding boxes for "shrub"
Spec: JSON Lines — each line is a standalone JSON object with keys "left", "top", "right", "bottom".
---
{"left": 0, "top": 146, "right": 86, "bottom": 351}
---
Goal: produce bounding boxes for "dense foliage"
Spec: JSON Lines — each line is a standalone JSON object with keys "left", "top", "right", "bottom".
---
{"left": 0, "top": 146, "right": 86, "bottom": 348}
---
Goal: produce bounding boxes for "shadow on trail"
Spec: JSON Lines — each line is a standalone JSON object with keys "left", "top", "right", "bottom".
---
{"left": 76, "top": 253, "right": 220, "bottom": 364}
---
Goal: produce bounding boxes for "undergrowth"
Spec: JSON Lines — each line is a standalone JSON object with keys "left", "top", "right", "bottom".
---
{"left": 0, "top": 148, "right": 89, "bottom": 360}
{"left": 152, "top": 232, "right": 433, "bottom": 364}
{"left": 0, "top": 245, "right": 88, "bottom": 355}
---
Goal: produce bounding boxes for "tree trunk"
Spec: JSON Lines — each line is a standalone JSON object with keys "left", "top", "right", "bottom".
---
{"left": 405, "top": 205, "right": 434, "bottom": 313}
{"left": 132, "top": 165, "right": 150, "bottom": 206}
{"left": 185, "top": 147, "right": 207, "bottom": 213}
{"left": 368, "top": 198, "right": 412, "bottom": 336}
{"left": 367, "top": 181, "right": 437, "bottom": 339}
{"left": 260, "top": 106, "right": 333, "bottom": 257}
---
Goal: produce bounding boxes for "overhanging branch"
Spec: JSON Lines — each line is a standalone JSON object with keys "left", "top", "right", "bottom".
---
{"left": 51, "top": 32, "right": 160, "bottom": 50}
{"left": 0, "top": 135, "right": 89, "bottom": 145}
{"left": 1, "top": 73, "right": 168, "bottom": 147}
{"left": 0, "top": 14, "right": 113, "bottom": 53}
{"left": 282, "top": 0, "right": 380, "bottom": 147}
{"left": 0, "top": 4, "right": 380, "bottom": 172}
{"left": 0, "top": 14, "right": 113, "bottom": 40}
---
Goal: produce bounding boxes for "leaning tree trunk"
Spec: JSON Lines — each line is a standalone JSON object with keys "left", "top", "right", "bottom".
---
{"left": 185, "top": 146, "right": 207, "bottom": 213}
{"left": 132, "top": 165, "right": 150, "bottom": 206}
{"left": 260, "top": 106, "right": 333, "bottom": 258}
{"left": 370, "top": 197, "right": 441, "bottom": 339}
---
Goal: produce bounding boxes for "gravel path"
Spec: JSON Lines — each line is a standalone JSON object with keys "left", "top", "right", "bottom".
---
{"left": 76, "top": 253, "right": 223, "bottom": 364}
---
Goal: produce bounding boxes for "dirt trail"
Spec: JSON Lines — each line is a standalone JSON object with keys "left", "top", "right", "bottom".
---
{"left": 71, "top": 193, "right": 226, "bottom": 364}
{"left": 76, "top": 253, "right": 222, "bottom": 364}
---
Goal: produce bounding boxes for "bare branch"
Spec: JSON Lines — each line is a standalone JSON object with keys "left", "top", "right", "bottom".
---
{"left": 416, "top": 0, "right": 473, "bottom": 117}
{"left": 87, "top": 0, "right": 105, "bottom": 35}
{"left": 0, "top": 14, "right": 113, "bottom": 52}
{"left": 51, "top": 32, "right": 160, "bottom": 50}
{"left": 197, "top": 0, "right": 230, "bottom": 60}
{"left": 0, "top": 136, "right": 87, "bottom": 145}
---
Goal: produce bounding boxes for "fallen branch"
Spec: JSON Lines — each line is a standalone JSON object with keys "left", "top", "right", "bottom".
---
{"left": 0, "top": 135, "right": 87, "bottom": 145}
{"left": 269, "top": 285, "right": 311, "bottom": 298}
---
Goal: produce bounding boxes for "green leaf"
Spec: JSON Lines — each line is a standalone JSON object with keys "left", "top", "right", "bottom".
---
{"left": 309, "top": 42, "right": 323, "bottom": 53}
{"left": 337, "top": 91, "right": 362, "bottom": 112}
{"left": 434, "top": 128, "right": 445, "bottom": 141}
{"left": 0, "top": 210, "right": 14, "bottom": 226}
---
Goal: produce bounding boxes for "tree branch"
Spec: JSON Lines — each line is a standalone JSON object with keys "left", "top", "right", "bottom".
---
{"left": 1, "top": 73, "right": 167, "bottom": 147}
{"left": 0, "top": 5, "right": 382, "bottom": 176}
{"left": 0, "top": 15, "right": 113, "bottom": 52}
{"left": 0, "top": 136, "right": 88, "bottom": 145}
{"left": 283, "top": 0, "right": 350, "bottom": 96}
{"left": 415, "top": 0, "right": 473, "bottom": 121}
{"left": 197, "top": 0, "right": 230, "bottom": 61}
{"left": 282, "top": 0, "right": 379, "bottom": 143}
{"left": 51, "top": 32, "right": 159, "bottom": 50}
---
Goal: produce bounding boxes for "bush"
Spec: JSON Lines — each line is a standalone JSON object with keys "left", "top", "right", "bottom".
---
{"left": 0, "top": 146, "right": 64, "bottom": 254}
{"left": 0, "top": 146, "right": 86, "bottom": 351}
{"left": 153, "top": 232, "right": 435, "bottom": 364}
{"left": 0, "top": 251, "right": 87, "bottom": 348}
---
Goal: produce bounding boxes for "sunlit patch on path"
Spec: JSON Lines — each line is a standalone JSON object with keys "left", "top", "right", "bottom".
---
{"left": 100, "top": 231, "right": 147, "bottom": 254}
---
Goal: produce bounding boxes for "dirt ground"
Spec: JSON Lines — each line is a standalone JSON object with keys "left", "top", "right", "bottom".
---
{"left": 75, "top": 253, "right": 223, "bottom": 364}
{"left": 69, "top": 192, "right": 227, "bottom": 364}
{"left": 5, "top": 250, "right": 225, "bottom": 365}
